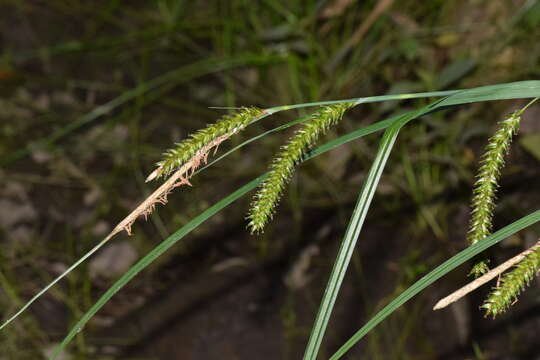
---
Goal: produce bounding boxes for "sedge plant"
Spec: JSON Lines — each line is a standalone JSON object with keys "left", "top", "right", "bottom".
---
{"left": 0, "top": 81, "right": 539, "bottom": 360}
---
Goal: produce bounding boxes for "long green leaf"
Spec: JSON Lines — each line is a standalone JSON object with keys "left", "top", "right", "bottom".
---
{"left": 263, "top": 80, "right": 540, "bottom": 114}
{"left": 437, "top": 80, "right": 540, "bottom": 106}
{"left": 302, "top": 100, "right": 446, "bottom": 360}
{"left": 331, "top": 210, "right": 540, "bottom": 359}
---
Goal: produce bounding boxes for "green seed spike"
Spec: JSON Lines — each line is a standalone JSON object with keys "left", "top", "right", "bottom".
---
{"left": 247, "top": 102, "right": 355, "bottom": 233}
{"left": 468, "top": 110, "right": 521, "bottom": 277}
{"left": 482, "top": 245, "right": 540, "bottom": 317}
{"left": 146, "top": 107, "right": 264, "bottom": 182}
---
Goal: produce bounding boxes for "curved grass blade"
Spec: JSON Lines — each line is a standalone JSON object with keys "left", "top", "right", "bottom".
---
{"left": 266, "top": 90, "right": 458, "bottom": 113}
{"left": 264, "top": 80, "right": 540, "bottom": 113}
{"left": 436, "top": 80, "right": 540, "bottom": 106}
{"left": 330, "top": 210, "right": 540, "bottom": 360}
{"left": 302, "top": 101, "right": 445, "bottom": 360}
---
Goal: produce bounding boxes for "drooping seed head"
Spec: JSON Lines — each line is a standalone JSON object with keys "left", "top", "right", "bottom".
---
{"left": 146, "top": 107, "right": 264, "bottom": 182}
{"left": 247, "top": 102, "right": 355, "bottom": 233}
{"left": 482, "top": 246, "right": 540, "bottom": 317}
{"left": 468, "top": 111, "right": 521, "bottom": 276}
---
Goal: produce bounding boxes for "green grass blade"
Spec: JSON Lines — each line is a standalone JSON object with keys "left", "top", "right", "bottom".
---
{"left": 438, "top": 80, "right": 540, "bottom": 106}
{"left": 4, "top": 79, "right": 537, "bottom": 167}
{"left": 302, "top": 123, "right": 403, "bottom": 360}
{"left": 264, "top": 80, "right": 540, "bottom": 113}
{"left": 266, "top": 90, "right": 458, "bottom": 113}
{"left": 302, "top": 102, "right": 444, "bottom": 360}
{"left": 330, "top": 210, "right": 540, "bottom": 360}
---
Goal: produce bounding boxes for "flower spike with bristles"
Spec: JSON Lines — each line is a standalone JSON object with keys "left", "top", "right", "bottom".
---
{"left": 482, "top": 244, "right": 540, "bottom": 318}
{"left": 247, "top": 102, "right": 355, "bottom": 233}
{"left": 467, "top": 109, "right": 521, "bottom": 277}
{"left": 146, "top": 107, "right": 264, "bottom": 182}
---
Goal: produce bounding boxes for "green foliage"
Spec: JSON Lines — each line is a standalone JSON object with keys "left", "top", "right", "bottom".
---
{"left": 2, "top": 1, "right": 540, "bottom": 358}
{"left": 148, "top": 107, "right": 264, "bottom": 180}
{"left": 247, "top": 102, "right": 354, "bottom": 233}
{"left": 0, "top": 89, "right": 458, "bottom": 334}
{"left": 482, "top": 246, "right": 540, "bottom": 317}
{"left": 1, "top": 80, "right": 539, "bottom": 360}
{"left": 468, "top": 110, "right": 521, "bottom": 277}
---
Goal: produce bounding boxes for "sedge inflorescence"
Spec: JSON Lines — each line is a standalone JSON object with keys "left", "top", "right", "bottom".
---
{"left": 247, "top": 102, "right": 355, "bottom": 233}
{"left": 468, "top": 110, "right": 521, "bottom": 277}
{"left": 482, "top": 246, "right": 540, "bottom": 317}
{"left": 146, "top": 107, "right": 264, "bottom": 182}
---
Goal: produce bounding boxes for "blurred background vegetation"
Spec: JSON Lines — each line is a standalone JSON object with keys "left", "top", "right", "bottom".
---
{"left": 0, "top": 0, "right": 539, "bottom": 359}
